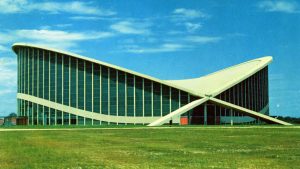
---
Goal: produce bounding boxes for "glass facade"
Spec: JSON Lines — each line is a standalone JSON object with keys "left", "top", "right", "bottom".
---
{"left": 17, "top": 47, "right": 190, "bottom": 125}
{"left": 187, "top": 67, "right": 269, "bottom": 125}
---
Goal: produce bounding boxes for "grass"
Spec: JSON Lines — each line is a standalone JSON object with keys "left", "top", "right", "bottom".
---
{"left": 0, "top": 126, "right": 299, "bottom": 169}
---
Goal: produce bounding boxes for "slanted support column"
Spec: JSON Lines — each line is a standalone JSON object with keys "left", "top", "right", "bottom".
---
{"left": 204, "top": 102, "right": 207, "bottom": 125}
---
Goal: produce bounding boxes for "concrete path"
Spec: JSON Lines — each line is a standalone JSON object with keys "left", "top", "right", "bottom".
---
{"left": 0, "top": 126, "right": 299, "bottom": 132}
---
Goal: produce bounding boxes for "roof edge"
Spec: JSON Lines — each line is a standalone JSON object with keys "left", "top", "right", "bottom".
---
{"left": 12, "top": 42, "right": 204, "bottom": 97}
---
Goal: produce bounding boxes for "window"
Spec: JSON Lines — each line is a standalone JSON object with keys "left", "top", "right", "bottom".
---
{"left": 85, "top": 62, "right": 93, "bottom": 112}
{"left": 109, "top": 69, "right": 117, "bottom": 116}
{"left": 126, "top": 74, "right": 134, "bottom": 116}
{"left": 93, "top": 64, "right": 100, "bottom": 113}
{"left": 118, "top": 71, "right": 126, "bottom": 116}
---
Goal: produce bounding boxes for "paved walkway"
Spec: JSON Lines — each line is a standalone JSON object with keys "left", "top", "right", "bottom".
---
{"left": 0, "top": 126, "right": 299, "bottom": 132}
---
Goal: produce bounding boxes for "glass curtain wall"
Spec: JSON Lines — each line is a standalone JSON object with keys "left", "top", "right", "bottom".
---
{"left": 17, "top": 47, "right": 191, "bottom": 125}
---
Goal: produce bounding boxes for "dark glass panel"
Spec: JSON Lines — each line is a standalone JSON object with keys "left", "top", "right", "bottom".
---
{"left": 70, "top": 114, "right": 77, "bottom": 125}
{"left": 93, "top": 64, "right": 100, "bottom": 113}
{"left": 33, "top": 49, "right": 38, "bottom": 97}
{"left": 38, "top": 105, "right": 43, "bottom": 125}
{"left": 77, "top": 59, "right": 84, "bottom": 109}
{"left": 126, "top": 74, "right": 134, "bottom": 116}
{"left": 38, "top": 49, "right": 44, "bottom": 98}
{"left": 50, "top": 52, "right": 56, "bottom": 102}
{"left": 70, "top": 58, "right": 77, "bottom": 108}
{"left": 63, "top": 56, "right": 70, "bottom": 106}
{"left": 32, "top": 103, "right": 37, "bottom": 125}
{"left": 85, "top": 62, "right": 93, "bottom": 112}
{"left": 101, "top": 66, "right": 109, "bottom": 114}
{"left": 162, "top": 85, "right": 170, "bottom": 116}
{"left": 118, "top": 71, "right": 126, "bottom": 116}
{"left": 56, "top": 54, "right": 62, "bottom": 104}
{"left": 44, "top": 51, "right": 49, "bottom": 100}
{"left": 180, "top": 91, "right": 188, "bottom": 107}
{"left": 153, "top": 82, "right": 161, "bottom": 116}
{"left": 135, "top": 76, "right": 143, "bottom": 116}
{"left": 86, "top": 118, "right": 92, "bottom": 125}
{"left": 56, "top": 110, "right": 62, "bottom": 125}
{"left": 78, "top": 116, "right": 84, "bottom": 125}
{"left": 63, "top": 112, "right": 69, "bottom": 125}
{"left": 171, "top": 88, "right": 179, "bottom": 111}
{"left": 144, "top": 79, "right": 152, "bottom": 116}
{"left": 44, "top": 107, "right": 49, "bottom": 125}
{"left": 109, "top": 69, "right": 117, "bottom": 116}
{"left": 50, "top": 108, "right": 55, "bottom": 125}
{"left": 28, "top": 48, "right": 33, "bottom": 95}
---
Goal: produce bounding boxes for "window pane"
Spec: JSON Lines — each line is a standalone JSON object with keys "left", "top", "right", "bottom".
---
{"left": 101, "top": 66, "right": 109, "bottom": 114}
{"left": 56, "top": 54, "right": 62, "bottom": 104}
{"left": 85, "top": 62, "right": 93, "bottom": 111}
{"left": 70, "top": 58, "right": 77, "bottom": 108}
{"left": 78, "top": 59, "right": 84, "bottom": 110}
{"left": 63, "top": 56, "right": 70, "bottom": 105}
{"left": 153, "top": 82, "right": 161, "bottom": 116}
{"left": 109, "top": 69, "right": 117, "bottom": 116}
{"left": 135, "top": 77, "right": 143, "bottom": 116}
{"left": 126, "top": 74, "right": 134, "bottom": 116}
{"left": 118, "top": 71, "right": 126, "bottom": 116}
{"left": 93, "top": 64, "right": 100, "bottom": 113}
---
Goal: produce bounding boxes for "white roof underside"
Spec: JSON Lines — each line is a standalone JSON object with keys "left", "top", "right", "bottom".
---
{"left": 12, "top": 43, "right": 272, "bottom": 97}
{"left": 165, "top": 56, "right": 272, "bottom": 96}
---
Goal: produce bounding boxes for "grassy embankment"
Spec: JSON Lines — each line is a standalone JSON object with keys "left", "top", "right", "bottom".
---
{"left": 0, "top": 126, "right": 299, "bottom": 169}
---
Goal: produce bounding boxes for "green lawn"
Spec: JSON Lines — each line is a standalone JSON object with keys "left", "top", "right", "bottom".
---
{"left": 0, "top": 126, "right": 299, "bottom": 169}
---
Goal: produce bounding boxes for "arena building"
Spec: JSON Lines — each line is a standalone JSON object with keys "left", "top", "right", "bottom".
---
{"left": 13, "top": 43, "right": 291, "bottom": 126}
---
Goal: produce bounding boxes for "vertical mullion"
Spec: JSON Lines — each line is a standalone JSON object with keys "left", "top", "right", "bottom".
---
{"left": 62, "top": 55, "right": 64, "bottom": 125}
{"left": 151, "top": 81, "right": 153, "bottom": 117}
{"left": 76, "top": 59, "right": 78, "bottom": 125}
{"left": 169, "top": 87, "right": 171, "bottom": 113}
{"left": 133, "top": 75, "right": 136, "bottom": 118}
{"left": 69, "top": 57, "right": 71, "bottom": 125}
{"left": 116, "top": 70, "right": 119, "bottom": 118}
{"left": 42, "top": 50, "right": 45, "bottom": 99}
{"left": 142, "top": 78, "right": 144, "bottom": 117}
{"left": 27, "top": 48, "right": 29, "bottom": 95}
{"left": 55, "top": 53, "right": 57, "bottom": 126}
{"left": 48, "top": 52, "right": 50, "bottom": 125}
{"left": 125, "top": 73, "right": 127, "bottom": 118}
{"left": 37, "top": 49, "right": 39, "bottom": 124}
{"left": 92, "top": 63, "right": 94, "bottom": 112}
{"left": 37, "top": 50, "right": 39, "bottom": 98}
{"left": 178, "top": 90, "right": 181, "bottom": 108}
{"left": 84, "top": 61, "right": 86, "bottom": 111}
{"left": 160, "top": 84, "right": 162, "bottom": 117}
{"left": 108, "top": 68, "right": 110, "bottom": 120}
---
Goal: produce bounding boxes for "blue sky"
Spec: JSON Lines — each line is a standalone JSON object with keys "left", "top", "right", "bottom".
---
{"left": 0, "top": 0, "right": 299, "bottom": 117}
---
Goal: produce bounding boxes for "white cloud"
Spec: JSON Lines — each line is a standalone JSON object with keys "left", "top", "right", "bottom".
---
{"left": 15, "top": 29, "right": 113, "bottom": 42}
{"left": 0, "top": 57, "right": 17, "bottom": 87}
{"left": 0, "top": 0, "right": 116, "bottom": 15}
{"left": 0, "top": 89, "right": 15, "bottom": 96}
{"left": 18, "top": 29, "right": 114, "bottom": 50}
{"left": 185, "top": 36, "right": 221, "bottom": 44}
{"left": 185, "top": 22, "right": 202, "bottom": 32}
{"left": 0, "top": 29, "right": 114, "bottom": 51}
{"left": 173, "top": 8, "right": 207, "bottom": 19}
{"left": 0, "top": 45, "right": 9, "bottom": 52}
{"left": 110, "top": 21, "right": 151, "bottom": 35}
{"left": 70, "top": 16, "right": 102, "bottom": 20}
{"left": 258, "top": 1, "right": 299, "bottom": 13}
{"left": 125, "top": 43, "right": 187, "bottom": 54}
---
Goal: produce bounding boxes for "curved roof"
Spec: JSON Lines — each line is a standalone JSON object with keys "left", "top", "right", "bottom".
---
{"left": 12, "top": 43, "right": 202, "bottom": 97}
{"left": 166, "top": 56, "right": 272, "bottom": 96}
{"left": 12, "top": 43, "right": 272, "bottom": 98}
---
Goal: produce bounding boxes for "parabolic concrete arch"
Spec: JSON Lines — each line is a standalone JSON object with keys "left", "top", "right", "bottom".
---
{"left": 12, "top": 43, "right": 291, "bottom": 126}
